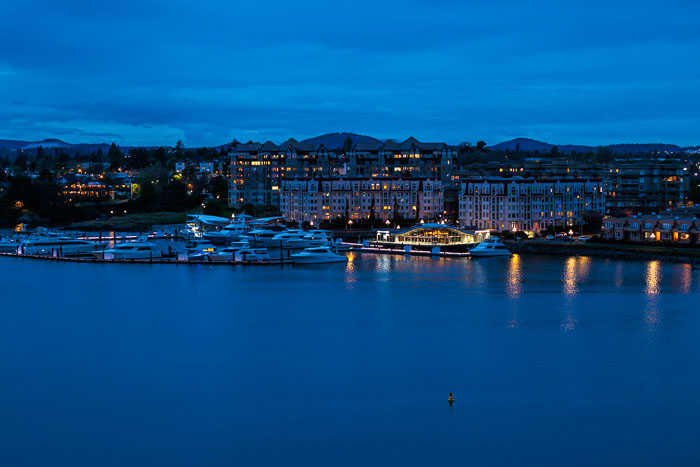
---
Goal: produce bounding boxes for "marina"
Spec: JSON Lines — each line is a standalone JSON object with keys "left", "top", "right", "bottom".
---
{"left": 0, "top": 221, "right": 503, "bottom": 265}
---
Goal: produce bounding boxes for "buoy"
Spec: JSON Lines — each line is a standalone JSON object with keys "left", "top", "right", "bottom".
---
{"left": 448, "top": 392, "right": 454, "bottom": 405}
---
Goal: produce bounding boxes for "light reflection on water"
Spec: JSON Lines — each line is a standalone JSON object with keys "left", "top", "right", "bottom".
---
{"left": 506, "top": 254, "right": 522, "bottom": 328}
{"left": 644, "top": 260, "right": 662, "bottom": 331}
{"left": 614, "top": 262, "right": 625, "bottom": 289}
{"left": 561, "top": 256, "right": 592, "bottom": 331}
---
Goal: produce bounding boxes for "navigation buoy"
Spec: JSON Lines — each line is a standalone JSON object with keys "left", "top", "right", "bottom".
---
{"left": 448, "top": 392, "right": 454, "bottom": 405}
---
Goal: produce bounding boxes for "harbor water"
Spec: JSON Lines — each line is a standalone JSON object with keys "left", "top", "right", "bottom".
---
{"left": 1, "top": 253, "right": 700, "bottom": 466}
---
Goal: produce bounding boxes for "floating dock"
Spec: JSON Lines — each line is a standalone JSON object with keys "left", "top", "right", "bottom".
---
{"left": 346, "top": 243, "right": 470, "bottom": 258}
{"left": 0, "top": 251, "right": 288, "bottom": 266}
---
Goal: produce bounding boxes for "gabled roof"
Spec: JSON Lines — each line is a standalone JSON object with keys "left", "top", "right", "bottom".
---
{"left": 260, "top": 141, "right": 279, "bottom": 151}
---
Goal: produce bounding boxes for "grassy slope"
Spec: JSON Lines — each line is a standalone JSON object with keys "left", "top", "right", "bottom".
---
{"left": 67, "top": 212, "right": 187, "bottom": 231}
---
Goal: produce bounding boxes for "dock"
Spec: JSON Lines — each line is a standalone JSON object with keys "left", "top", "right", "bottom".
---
{"left": 345, "top": 243, "right": 471, "bottom": 258}
{"left": 0, "top": 251, "right": 290, "bottom": 266}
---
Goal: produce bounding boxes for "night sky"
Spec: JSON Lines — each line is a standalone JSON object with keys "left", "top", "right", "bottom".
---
{"left": 1, "top": 0, "right": 698, "bottom": 146}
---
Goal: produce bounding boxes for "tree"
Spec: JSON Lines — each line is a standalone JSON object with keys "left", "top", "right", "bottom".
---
{"left": 108, "top": 142, "right": 122, "bottom": 170}
{"left": 210, "top": 176, "right": 228, "bottom": 199}
{"left": 343, "top": 136, "right": 353, "bottom": 154}
{"left": 476, "top": 141, "right": 487, "bottom": 150}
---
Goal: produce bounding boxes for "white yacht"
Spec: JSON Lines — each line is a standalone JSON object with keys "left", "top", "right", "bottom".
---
{"left": 203, "top": 219, "right": 249, "bottom": 244}
{"left": 187, "top": 242, "right": 218, "bottom": 261}
{"left": 207, "top": 242, "right": 251, "bottom": 262}
{"left": 469, "top": 238, "right": 511, "bottom": 257}
{"left": 263, "top": 229, "right": 310, "bottom": 249}
{"left": 302, "top": 230, "right": 332, "bottom": 247}
{"left": 291, "top": 246, "right": 348, "bottom": 264}
{"left": 21, "top": 237, "right": 108, "bottom": 256}
{"left": 241, "top": 224, "right": 288, "bottom": 246}
{"left": 0, "top": 237, "right": 23, "bottom": 253}
{"left": 234, "top": 247, "right": 271, "bottom": 262}
{"left": 103, "top": 241, "right": 162, "bottom": 260}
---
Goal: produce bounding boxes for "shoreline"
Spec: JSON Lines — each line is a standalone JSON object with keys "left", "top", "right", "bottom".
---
{"left": 508, "top": 240, "right": 700, "bottom": 265}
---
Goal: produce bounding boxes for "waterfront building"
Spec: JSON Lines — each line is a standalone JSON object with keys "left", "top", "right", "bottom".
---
{"left": 345, "top": 137, "right": 454, "bottom": 178}
{"left": 228, "top": 140, "right": 337, "bottom": 208}
{"left": 228, "top": 137, "right": 453, "bottom": 209}
{"left": 458, "top": 177, "right": 605, "bottom": 233}
{"left": 603, "top": 160, "right": 687, "bottom": 210}
{"left": 375, "top": 223, "right": 488, "bottom": 251}
{"left": 279, "top": 177, "right": 443, "bottom": 223}
{"left": 450, "top": 159, "right": 688, "bottom": 213}
{"left": 601, "top": 213, "right": 700, "bottom": 244}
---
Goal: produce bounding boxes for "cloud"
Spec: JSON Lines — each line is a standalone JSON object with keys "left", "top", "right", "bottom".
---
{"left": 0, "top": 0, "right": 699, "bottom": 146}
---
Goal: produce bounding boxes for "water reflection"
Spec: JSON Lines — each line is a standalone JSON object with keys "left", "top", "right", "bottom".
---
{"left": 673, "top": 264, "right": 692, "bottom": 295}
{"left": 506, "top": 254, "right": 522, "bottom": 328}
{"left": 466, "top": 259, "right": 487, "bottom": 290}
{"left": 506, "top": 254, "right": 522, "bottom": 299}
{"left": 560, "top": 256, "right": 592, "bottom": 331}
{"left": 644, "top": 261, "right": 662, "bottom": 331}
{"left": 344, "top": 252, "right": 357, "bottom": 288}
{"left": 614, "top": 262, "right": 625, "bottom": 289}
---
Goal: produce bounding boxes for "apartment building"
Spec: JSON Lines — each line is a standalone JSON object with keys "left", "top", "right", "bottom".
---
{"left": 345, "top": 137, "right": 454, "bottom": 178}
{"left": 228, "top": 137, "right": 454, "bottom": 209}
{"left": 279, "top": 177, "right": 443, "bottom": 223}
{"left": 458, "top": 177, "right": 605, "bottom": 232}
{"left": 601, "top": 213, "right": 700, "bottom": 244}
{"left": 450, "top": 159, "right": 688, "bottom": 212}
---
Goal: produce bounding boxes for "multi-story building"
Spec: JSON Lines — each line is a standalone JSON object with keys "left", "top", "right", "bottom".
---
{"left": 228, "top": 140, "right": 336, "bottom": 208}
{"left": 458, "top": 177, "right": 605, "bottom": 232}
{"left": 228, "top": 137, "right": 454, "bottom": 210}
{"left": 279, "top": 177, "right": 443, "bottom": 223}
{"left": 604, "top": 160, "right": 687, "bottom": 210}
{"left": 451, "top": 159, "right": 688, "bottom": 213}
{"left": 345, "top": 137, "right": 454, "bottom": 178}
{"left": 601, "top": 213, "right": 699, "bottom": 244}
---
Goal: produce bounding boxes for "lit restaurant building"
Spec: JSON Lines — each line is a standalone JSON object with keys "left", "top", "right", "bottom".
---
{"left": 375, "top": 223, "right": 489, "bottom": 252}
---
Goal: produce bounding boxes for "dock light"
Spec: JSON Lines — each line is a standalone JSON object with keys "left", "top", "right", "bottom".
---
{"left": 110, "top": 210, "right": 114, "bottom": 215}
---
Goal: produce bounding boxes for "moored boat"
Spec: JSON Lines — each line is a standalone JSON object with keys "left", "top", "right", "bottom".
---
{"left": 291, "top": 246, "right": 348, "bottom": 264}
{"left": 21, "top": 237, "right": 108, "bottom": 256}
{"left": 103, "top": 241, "right": 162, "bottom": 260}
{"left": 469, "top": 238, "right": 511, "bottom": 257}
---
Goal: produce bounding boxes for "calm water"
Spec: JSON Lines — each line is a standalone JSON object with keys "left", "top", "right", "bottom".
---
{"left": 1, "top": 253, "right": 700, "bottom": 466}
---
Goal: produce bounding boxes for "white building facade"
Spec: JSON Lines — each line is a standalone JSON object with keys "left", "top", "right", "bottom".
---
{"left": 279, "top": 177, "right": 444, "bottom": 223}
{"left": 458, "top": 177, "right": 605, "bottom": 232}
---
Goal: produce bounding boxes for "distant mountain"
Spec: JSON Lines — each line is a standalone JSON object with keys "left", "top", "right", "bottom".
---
{"left": 489, "top": 138, "right": 683, "bottom": 155}
{"left": 0, "top": 138, "right": 110, "bottom": 154}
{"left": 22, "top": 138, "right": 75, "bottom": 149}
{"left": 489, "top": 138, "right": 592, "bottom": 153}
{"left": 300, "top": 132, "right": 380, "bottom": 149}
{"left": 0, "top": 139, "right": 31, "bottom": 150}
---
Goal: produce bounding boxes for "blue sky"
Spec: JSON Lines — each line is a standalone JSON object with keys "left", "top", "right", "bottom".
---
{"left": 1, "top": 0, "right": 699, "bottom": 146}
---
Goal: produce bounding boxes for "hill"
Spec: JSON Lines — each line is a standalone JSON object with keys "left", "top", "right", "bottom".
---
{"left": 300, "top": 132, "right": 380, "bottom": 149}
{"left": 0, "top": 138, "right": 111, "bottom": 156}
{"left": 489, "top": 138, "right": 682, "bottom": 154}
